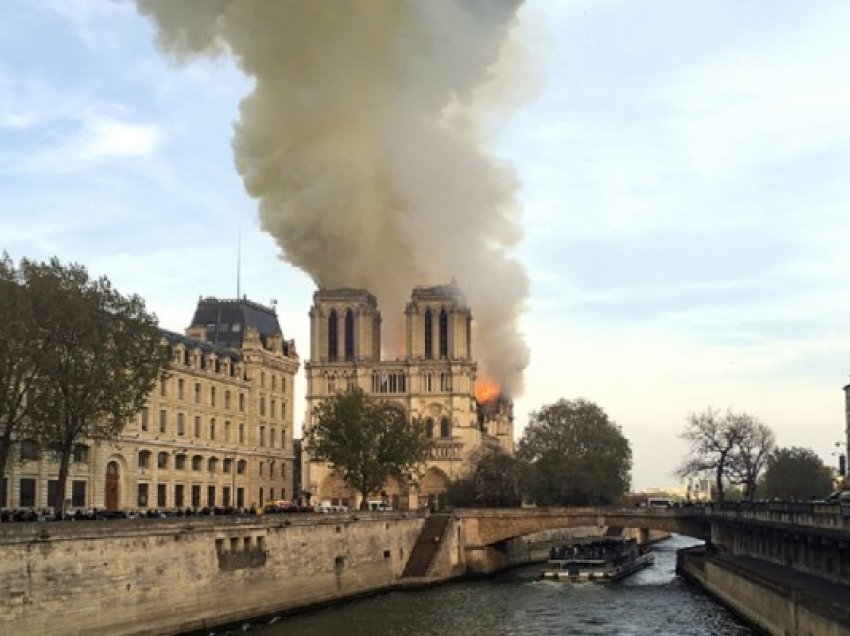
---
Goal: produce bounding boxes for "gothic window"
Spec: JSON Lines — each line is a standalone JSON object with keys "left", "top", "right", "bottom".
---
{"left": 423, "top": 371, "right": 433, "bottom": 393}
{"left": 424, "top": 309, "right": 433, "bottom": 359}
{"left": 439, "top": 371, "right": 451, "bottom": 392}
{"left": 440, "top": 417, "right": 451, "bottom": 439}
{"left": 328, "top": 309, "right": 338, "bottom": 361}
{"left": 439, "top": 309, "right": 448, "bottom": 359}
{"left": 344, "top": 309, "right": 355, "bottom": 361}
{"left": 425, "top": 418, "right": 434, "bottom": 438}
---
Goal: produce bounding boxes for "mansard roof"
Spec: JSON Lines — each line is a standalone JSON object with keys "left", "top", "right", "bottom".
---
{"left": 160, "top": 329, "right": 240, "bottom": 361}
{"left": 188, "top": 297, "right": 283, "bottom": 349}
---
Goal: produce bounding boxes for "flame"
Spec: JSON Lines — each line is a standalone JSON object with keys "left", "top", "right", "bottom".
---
{"left": 475, "top": 379, "right": 500, "bottom": 404}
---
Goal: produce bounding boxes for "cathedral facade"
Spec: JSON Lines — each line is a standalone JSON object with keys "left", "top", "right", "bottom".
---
{"left": 1, "top": 297, "right": 299, "bottom": 513}
{"left": 303, "top": 283, "right": 513, "bottom": 510}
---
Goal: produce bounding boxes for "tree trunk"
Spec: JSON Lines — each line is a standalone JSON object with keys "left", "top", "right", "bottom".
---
{"left": 55, "top": 443, "right": 72, "bottom": 517}
{"left": 715, "top": 456, "right": 725, "bottom": 503}
{"left": 360, "top": 488, "right": 369, "bottom": 510}
{"left": 0, "top": 425, "right": 11, "bottom": 507}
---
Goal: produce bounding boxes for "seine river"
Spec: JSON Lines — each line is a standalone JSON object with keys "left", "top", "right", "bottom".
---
{"left": 233, "top": 535, "right": 752, "bottom": 636}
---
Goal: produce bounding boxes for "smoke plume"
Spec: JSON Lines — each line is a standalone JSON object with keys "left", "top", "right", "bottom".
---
{"left": 137, "top": 0, "right": 530, "bottom": 397}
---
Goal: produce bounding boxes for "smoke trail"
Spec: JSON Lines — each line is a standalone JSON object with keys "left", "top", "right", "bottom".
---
{"left": 137, "top": 0, "right": 530, "bottom": 397}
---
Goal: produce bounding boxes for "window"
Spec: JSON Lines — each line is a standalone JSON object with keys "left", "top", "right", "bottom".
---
{"left": 259, "top": 397, "right": 266, "bottom": 416}
{"left": 259, "top": 488, "right": 264, "bottom": 506}
{"left": 72, "top": 444, "right": 88, "bottom": 464}
{"left": 440, "top": 417, "right": 451, "bottom": 438}
{"left": 138, "top": 450, "right": 151, "bottom": 468}
{"left": 157, "top": 484, "right": 166, "bottom": 507}
{"left": 223, "top": 486, "right": 231, "bottom": 507}
{"left": 344, "top": 309, "right": 354, "bottom": 361}
{"left": 237, "top": 460, "right": 247, "bottom": 475}
{"left": 224, "top": 420, "right": 231, "bottom": 442}
{"left": 160, "top": 376, "right": 167, "bottom": 396}
{"left": 271, "top": 399, "right": 276, "bottom": 419}
{"left": 20, "top": 478, "right": 36, "bottom": 507}
{"left": 207, "top": 486, "right": 216, "bottom": 508}
{"left": 48, "top": 480, "right": 60, "bottom": 508}
{"left": 259, "top": 461, "right": 264, "bottom": 477}
{"left": 20, "top": 439, "right": 39, "bottom": 461}
{"left": 174, "top": 484, "right": 185, "bottom": 507}
{"left": 271, "top": 428, "right": 277, "bottom": 448}
{"left": 138, "top": 484, "right": 149, "bottom": 508}
{"left": 225, "top": 391, "right": 231, "bottom": 410}
{"left": 272, "top": 375, "right": 277, "bottom": 391}
{"left": 72, "top": 481, "right": 87, "bottom": 508}
{"left": 270, "top": 461, "right": 275, "bottom": 478}
{"left": 140, "top": 407, "right": 149, "bottom": 431}
{"left": 426, "top": 418, "right": 434, "bottom": 438}
{"left": 194, "top": 416, "right": 201, "bottom": 438}
{"left": 192, "top": 455, "right": 202, "bottom": 471}
{"left": 259, "top": 426, "right": 266, "bottom": 447}
{"left": 194, "top": 382, "right": 201, "bottom": 403}
{"left": 177, "top": 413, "right": 185, "bottom": 436}
{"left": 210, "top": 386, "right": 216, "bottom": 407}
{"left": 424, "top": 309, "right": 433, "bottom": 359}
{"left": 261, "top": 371, "right": 266, "bottom": 388}
{"left": 210, "top": 418, "right": 216, "bottom": 440}
{"left": 223, "top": 458, "right": 232, "bottom": 474}
{"left": 282, "top": 377, "right": 286, "bottom": 393}
{"left": 159, "top": 410, "right": 167, "bottom": 433}
{"left": 208, "top": 457, "right": 218, "bottom": 473}
{"left": 157, "top": 452, "right": 168, "bottom": 469}
{"left": 191, "top": 485, "right": 201, "bottom": 508}
{"left": 175, "top": 454, "right": 187, "bottom": 470}
{"left": 178, "top": 378, "right": 184, "bottom": 399}
{"left": 328, "top": 309, "right": 338, "bottom": 361}
{"left": 239, "top": 393, "right": 245, "bottom": 412}
{"left": 439, "top": 309, "right": 448, "bottom": 359}
{"left": 237, "top": 487, "right": 245, "bottom": 508}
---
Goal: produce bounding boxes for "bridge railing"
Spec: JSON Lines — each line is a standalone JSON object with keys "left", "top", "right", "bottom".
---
{"left": 692, "top": 501, "right": 850, "bottom": 531}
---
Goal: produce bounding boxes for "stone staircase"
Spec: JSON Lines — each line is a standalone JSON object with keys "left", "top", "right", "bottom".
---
{"left": 401, "top": 513, "right": 451, "bottom": 578}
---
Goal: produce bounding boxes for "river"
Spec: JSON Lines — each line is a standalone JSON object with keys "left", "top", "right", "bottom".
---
{"left": 231, "top": 535, "right": 753, "bottom": 635}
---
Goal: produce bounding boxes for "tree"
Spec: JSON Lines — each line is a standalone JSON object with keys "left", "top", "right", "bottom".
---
{"left": 305, "top": 388, "right": 433, "bottom": 509}
{"left": 23, "top": 258, "right": 170, "bottom": 515}
{"left": 517, "top": 398, "right": 631, "bottom": 506}
{"left": 677, "top": 408, "right": 776, "bottom": 503}
{"left": 728, "top": 417, "right": 775, "bottom": 502}
{"left": 0, "top": 254, "right": 45, "bottom": 500}
{"left": 445, "top": 447, "right": 527, "bottom": 508}
{"left": 759, "top": 447, "right": 834, "bottom": 501}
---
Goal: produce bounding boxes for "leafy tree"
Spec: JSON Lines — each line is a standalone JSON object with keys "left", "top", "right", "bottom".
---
{"left": 677, "top": 408, "right": 776, "bottom": 503}
{"left": 0, "top": 254, "right": 45, "bottom": 499}
{"left": 759, "top": 447, "right": 834, "bottom": 501}
{"left": 445, "top": 447, "right": 527, "bottom": 508}
{"left": 517, "top": 398, "right": 631, "bottom": 506}
{"left": 305, "top": 388, "right": 432, "bottom": 509}
{"left": 23, "top": 258, "right": 170, "bottom": 515}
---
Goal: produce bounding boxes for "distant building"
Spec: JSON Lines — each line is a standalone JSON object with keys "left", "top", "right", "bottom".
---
{"left": 302, "top": 283, "right": 513, "bottom": 510}
{"left": 1, "top": 297, "right": 299, "bottom": 512}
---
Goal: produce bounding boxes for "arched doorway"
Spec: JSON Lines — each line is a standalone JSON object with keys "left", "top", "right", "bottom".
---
{"left": 105, "top": 461, "right": 121, "bottom": 510}
{"left": 419, "top": 467, "right": 449, "bottom": 511}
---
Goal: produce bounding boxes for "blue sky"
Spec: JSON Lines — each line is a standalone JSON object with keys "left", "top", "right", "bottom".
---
{"left": 2, "top": 1, "right": 849, "bottom": 489}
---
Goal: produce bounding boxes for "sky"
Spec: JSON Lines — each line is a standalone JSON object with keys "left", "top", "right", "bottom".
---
{"left": 2, "top": 1, "right": 850, "bottom": 490}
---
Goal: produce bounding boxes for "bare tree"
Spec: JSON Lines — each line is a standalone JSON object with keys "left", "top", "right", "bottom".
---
{"left": 728, "top": 416, "right": 776, "bottom": 502}
{"left": 677, "top": 408, "right": 747, "bottom": 503}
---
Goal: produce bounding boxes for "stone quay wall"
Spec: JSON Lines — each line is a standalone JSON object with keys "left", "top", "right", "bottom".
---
{"left": 677, "top": 546, "right": 850, "bottom": 636}
{"left": 0, "top": 513, "right": 429, "bottom": 636}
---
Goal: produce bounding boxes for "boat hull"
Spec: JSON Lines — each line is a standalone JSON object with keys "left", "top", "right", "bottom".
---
{"left": 541, "top": 552, "right": 654, "bottom": 583}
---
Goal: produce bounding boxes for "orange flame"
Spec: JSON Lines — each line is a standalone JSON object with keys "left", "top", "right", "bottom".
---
{"left": 475, "top": 379, "right": 500, "bottom": 403}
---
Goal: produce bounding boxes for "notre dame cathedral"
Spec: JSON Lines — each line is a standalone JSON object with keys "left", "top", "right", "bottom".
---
{"left": 303, "top": 282, "right": 513, "bottom": 509}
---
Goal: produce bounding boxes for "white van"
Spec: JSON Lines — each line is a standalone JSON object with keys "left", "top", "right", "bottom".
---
{"left": 367, "top": 500, "right": 392, "bottom": 512}
{"left": 645, "top": 497, "right": 675, "bottom": 508}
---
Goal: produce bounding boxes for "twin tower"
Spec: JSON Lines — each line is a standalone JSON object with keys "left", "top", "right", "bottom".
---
{"left": 303, "top": 282, "right": 513, "bottom": 509}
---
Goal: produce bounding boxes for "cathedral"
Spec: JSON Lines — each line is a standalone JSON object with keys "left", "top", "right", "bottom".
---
{"left": 303, "top": 282, "right": 514, "bottom": 510}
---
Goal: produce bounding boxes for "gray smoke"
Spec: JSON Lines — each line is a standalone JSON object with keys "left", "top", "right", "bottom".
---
{"left": 137, "top": 0, "right": 530, "bottom": 397}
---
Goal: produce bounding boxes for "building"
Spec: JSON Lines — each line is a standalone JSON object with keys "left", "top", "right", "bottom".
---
{"left": 302, "top": 282, "right": 513, "bottom": 510}
{"left": 1, "top": 297, "right": 299, "bottom": 512}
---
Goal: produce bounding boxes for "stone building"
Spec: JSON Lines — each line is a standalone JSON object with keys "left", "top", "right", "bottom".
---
{"left": 303, "top": 282, "right": 513, "bottom": 510}
{"left": 1, "top": 297, "right": 299, "bottom": 512}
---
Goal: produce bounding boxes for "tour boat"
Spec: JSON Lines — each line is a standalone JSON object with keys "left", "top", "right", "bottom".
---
{"left": 540, "top": 538, "right": 654, "bottom": 582}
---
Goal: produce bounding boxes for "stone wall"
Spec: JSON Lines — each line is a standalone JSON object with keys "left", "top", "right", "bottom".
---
{"left": 0, "top": 513, "right": 427, "bottom": 636}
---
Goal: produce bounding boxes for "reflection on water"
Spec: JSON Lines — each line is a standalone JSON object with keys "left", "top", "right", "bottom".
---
{"left": 235, "top": 535, "right": 752, "bottom": 636}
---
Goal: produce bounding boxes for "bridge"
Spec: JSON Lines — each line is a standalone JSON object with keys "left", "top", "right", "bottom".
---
{"left": 453, "top": 503, "right": 850, "bottom": 587}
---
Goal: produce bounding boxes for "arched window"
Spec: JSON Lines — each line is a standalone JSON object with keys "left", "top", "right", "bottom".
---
{"left": 440, "top": 417, "right": 451, "bottom": 439}
{"left": 192, "top": 455, "right": 203, "bottom": 471}
{"left": 138, "top": 450, "right": 151, "bottom": 468}
{"left": 237, "top": 459, "right": 247, "bottom": 475}
{"left": 208, "top": 457, "right": 218, "bottom": 473}
{"left": 344, "top": 309, "right": 355, "bottom": 361}
{"left": 223, "top": 458, "right": 232, "bottom": 473}
{"left": 157, "top": 452, "right": 169, "bottom": 469}
{"left": 439, "top": 309, "right": 448, "bottom": 359}
{"left": 175, "top": 454, "right": 187, "bottom": 470}
{"left": 425, "top": 418, "right": 434, "bottom": 438}
{"left": 424, "top": 309, "right": 433, "bottom": 359}
{"left": 328, "top": 309, "right": 338, "bottom": 361}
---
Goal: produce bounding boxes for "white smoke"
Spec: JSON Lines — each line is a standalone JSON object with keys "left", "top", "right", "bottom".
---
{"left": 137, "top": 0, "right": 530, "bottom": 397}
